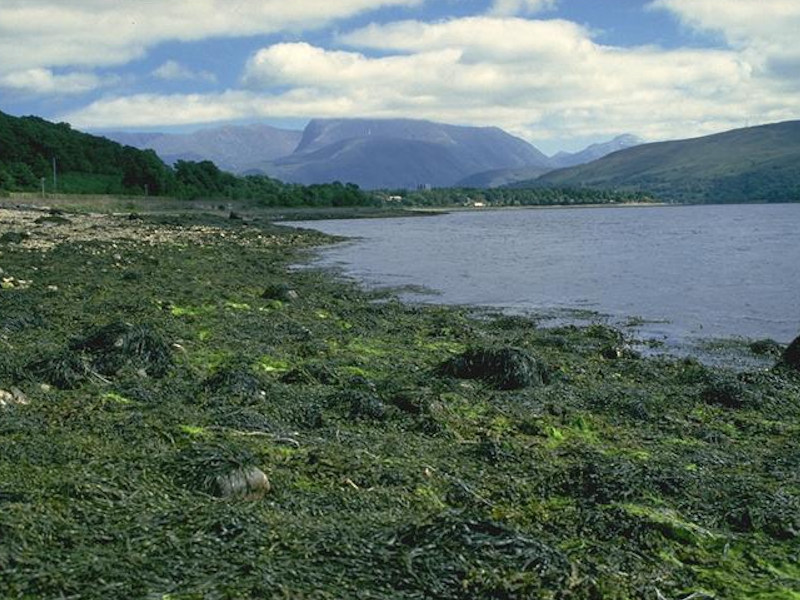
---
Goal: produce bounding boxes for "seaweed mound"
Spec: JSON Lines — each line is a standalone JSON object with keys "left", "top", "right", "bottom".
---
{"left": 70, "top": 321, "right": 173, "bottom": 378}
{"left": 780, "top": 334, "right": 800, "bottom": 371}
{"left": 439, "top": 347, "right": 544, "bottom": 390}
{"left": 387, "top": 512, "right": 570, "bottom": 598}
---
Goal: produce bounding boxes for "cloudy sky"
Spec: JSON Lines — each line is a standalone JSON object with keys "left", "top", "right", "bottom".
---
{"left": 1, "top": 0, "right": 798, "bottom": 153}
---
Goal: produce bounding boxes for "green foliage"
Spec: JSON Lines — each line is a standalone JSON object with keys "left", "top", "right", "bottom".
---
{"left": 385, "top": 186, "right": 654, "bottom": 207}
{"left": 0, "top": 111, "right": 174, "bottom": 195}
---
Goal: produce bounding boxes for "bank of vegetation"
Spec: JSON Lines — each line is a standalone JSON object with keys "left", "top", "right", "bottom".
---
{"left": 0, "top": 204, "right": 798, "bottom": 599}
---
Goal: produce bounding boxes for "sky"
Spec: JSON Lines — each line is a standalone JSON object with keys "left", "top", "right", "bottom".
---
{"left": 0, "top": 0, "right": 799, "bottom": 154}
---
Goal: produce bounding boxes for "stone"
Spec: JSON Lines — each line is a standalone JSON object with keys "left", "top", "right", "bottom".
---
{"left": 214, "top": 466, "right": 271, "bottom": 500}
{"left": 0, "top": 388, "right": 28, "bottom": 408}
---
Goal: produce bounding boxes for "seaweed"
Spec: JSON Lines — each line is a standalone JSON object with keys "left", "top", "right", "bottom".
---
{"left": 386, "top": 512, "right": 571, "bottom": 599}
{"left": 1, "top": 204, "right": 798, "bottom": 599}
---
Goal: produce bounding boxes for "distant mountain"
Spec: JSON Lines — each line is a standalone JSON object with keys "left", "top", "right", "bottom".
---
{"left": 531, "top": 121, "right": 800, "bottom": 202}
{"left": 454, "top": 134, "right": 642, "bottom": 188}
{"left": 551, "top": 134, "right": 643, "bottom": 169}
{"left": 103, "top": 124, "right": 302, "bottom": 174}
{"left": 254, "top": 118, "right": 551, "bottom": 189}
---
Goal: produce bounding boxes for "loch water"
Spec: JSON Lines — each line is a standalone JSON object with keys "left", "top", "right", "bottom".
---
{"left": 288, "top": 204, "right": 800, "bottom": 350}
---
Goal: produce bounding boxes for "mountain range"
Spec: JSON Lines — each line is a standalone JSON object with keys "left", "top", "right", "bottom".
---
{"left": 530, "top": 121, "right": 800, "bottom": 202}
{"left": 104, "top": 125, "right": 302, "bottom": 175}
{"left": 98, "top": 117, "right": 800, "bottom": 202}
{"left": 102, "top": 119, "right": 641, "bottom": 190}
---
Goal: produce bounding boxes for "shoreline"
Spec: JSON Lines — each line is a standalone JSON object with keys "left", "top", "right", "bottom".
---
{"left": 1, "top": 206, "right": 797, "bottom": 598}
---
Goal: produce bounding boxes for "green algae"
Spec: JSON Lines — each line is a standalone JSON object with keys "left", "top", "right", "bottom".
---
{"left": 0, "top": 205, "right": 798, "bottom": 598}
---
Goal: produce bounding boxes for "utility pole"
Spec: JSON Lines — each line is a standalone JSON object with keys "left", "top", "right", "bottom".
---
{"left": 52, "top": 157, "right": 57, "bottom": 193}
{"left": 41, "top": 177, "right": 45, "bottom": 198}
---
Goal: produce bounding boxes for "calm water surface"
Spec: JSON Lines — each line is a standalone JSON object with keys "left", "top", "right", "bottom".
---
{"left": 288, "top": 204, "right": 800, "bottom": 346}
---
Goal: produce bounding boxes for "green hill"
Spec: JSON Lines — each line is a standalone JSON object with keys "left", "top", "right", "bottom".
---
{"left": 532, "top": 121, "right": 800, "bottom": 202}
{"left": 0, "top": 110, "right": 173, "bottom": 195}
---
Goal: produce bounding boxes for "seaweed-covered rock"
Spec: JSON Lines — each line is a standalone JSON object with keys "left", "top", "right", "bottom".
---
{"left": 439, "top": 347, "right": 544, "bottom": 390}
{"left": 71, "top": 321, "right": 172, "bottom": 378}
{"left": 749, "top": 338, "right": 783, "bottom": 357}
{"left": 780, "top": 334, "right": 800, "bottom": 371}
{"left": 204, "top": 366, "right": 263, "bottom": 399}
{"left": 261, "top": 283, "right": 299, "bottom": 303}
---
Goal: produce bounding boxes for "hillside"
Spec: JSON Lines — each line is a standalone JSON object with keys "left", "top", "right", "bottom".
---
{"left": 104, "top": 124, "right": 302, "bottom": 174}
{"left": 455, "top": 135, "right": 643, "bottom": 188}
{"left": 0, "top": 110, "right": 173, "bottom": 195}
{"left": 533, "top": 121, "right": 800, "bottom": 202}
{"left": 254, "top": 118, "right": 551, "bottom": 189}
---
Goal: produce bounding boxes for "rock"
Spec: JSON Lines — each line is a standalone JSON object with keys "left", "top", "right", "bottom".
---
{"left": 262, "top": 283, "right": 299, "bottom": 303}
{"left": 0, "top": 387, "right": 28, "bottom": 408}
{"left": 214, "top": 466, "right": 270, "bottom": 500}
{"left": 781, "top": 335, "right": 800, "bottom": 371}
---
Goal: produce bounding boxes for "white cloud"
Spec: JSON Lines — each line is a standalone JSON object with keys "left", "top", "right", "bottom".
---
{"left": 64, "top": 14, "right": 800, "bottom": 146}
{"left": 651, "top": 0, "right": 800, "bottom": 84}
{"left": 0, "top": 68, "right": 109, "bottom": 96}
{"left": 650, "top": 0, "right": 800, "bottom": 46}
{"left": 153, "top": 60, "right": 217, "bottom": 83}
{"left": 489, "top": 0, "right": 557, "bottom": 17}
{"left": 0, "top": 0, "right": 423, "bottom": 75}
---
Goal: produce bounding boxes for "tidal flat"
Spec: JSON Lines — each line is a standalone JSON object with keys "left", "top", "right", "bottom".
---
{"left": 0, "top": 205, "right": 798, "bottom": 599}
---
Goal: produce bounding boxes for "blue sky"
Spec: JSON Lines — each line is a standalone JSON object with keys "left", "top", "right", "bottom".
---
{"left": 1, "top": 0, "right": 798, "bottom": 153}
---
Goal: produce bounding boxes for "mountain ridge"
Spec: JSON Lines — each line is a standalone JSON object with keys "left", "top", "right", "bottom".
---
{"left": 529, "top": 120, "right": 800, "bottom": 202}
